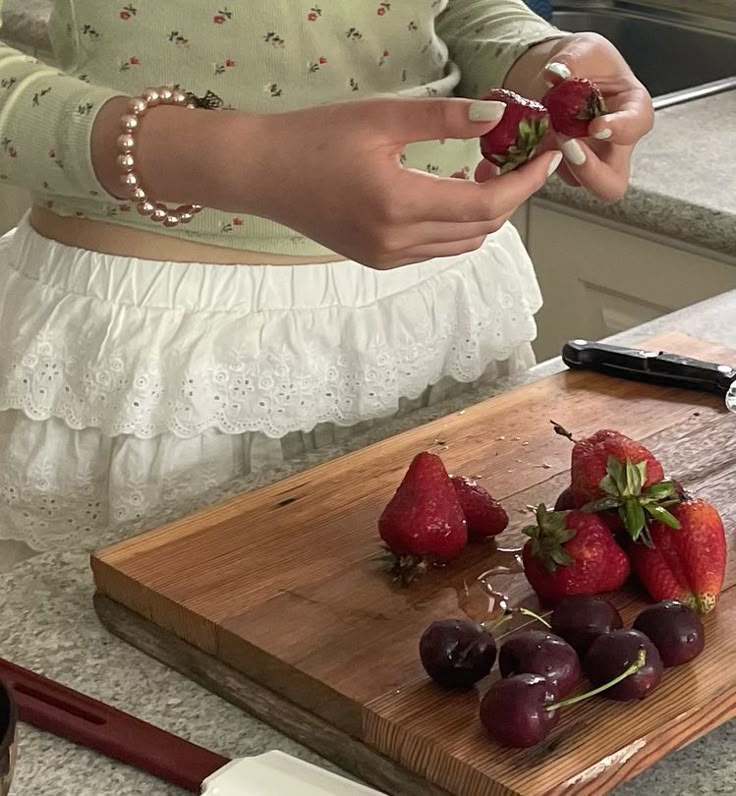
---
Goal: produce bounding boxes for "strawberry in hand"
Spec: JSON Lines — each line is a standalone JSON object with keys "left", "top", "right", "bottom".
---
{"left": 543, "top": 77, "right": 607, "bottom": 138}
{"left": 479, "top": 88, "right": 549, "bottom": 173}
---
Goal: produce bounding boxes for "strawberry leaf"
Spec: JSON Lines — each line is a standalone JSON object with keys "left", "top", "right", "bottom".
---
{"left": 625, "top": 458, "right": 643, "bottom": 495}
{"left": 524, "top": 504, "right": 577, "bottom": 573}
{"left": 644, "top": 480, "right": 677, "bottom": 501}
{"left": 638, "top": 525, "right": 655, "bottom": 548}
{"left": 598, "top": 473, "right": 618, "bottom": 497}
{"left": 643, "top": 502, "right": 681, "bottom": 529}
{"left": 582, "top": 496, "right": 620, "bottom": 513}
{"left": 550, "top": 548, "right": 575, "bottom": 568}
{"left": 622, "top": 499, "right": 646, "bottom": 540}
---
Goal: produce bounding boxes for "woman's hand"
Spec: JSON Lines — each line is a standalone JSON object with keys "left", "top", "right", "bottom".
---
{"left": 229, "top": 97, "right": 560, "bottom": 268}
{"left": 95, "top": 95, "right": 560, "bottom": 269}
{"left": 506, "top": 32, "right": 654, "bottom": 203}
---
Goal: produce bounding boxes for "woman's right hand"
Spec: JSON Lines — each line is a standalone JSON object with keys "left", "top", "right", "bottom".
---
{"left": 230, "top": 97, "right": 559, "bottom": 268}
{"left": 96, "top": 95, "right": 559, "bottom": 269}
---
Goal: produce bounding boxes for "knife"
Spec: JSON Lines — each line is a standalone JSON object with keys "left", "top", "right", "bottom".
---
{"left": 0, "top": 657, "right": 385, "bottom": 795}
{"left": 561, "top": 339, "right": 736, "bottom": 413}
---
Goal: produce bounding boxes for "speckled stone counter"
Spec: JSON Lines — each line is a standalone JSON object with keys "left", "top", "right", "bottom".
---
{"left": 2, "top": 288, "right": 736, "bottom": 796}
{"left": 2, "top": 3, "right": 736, "bottom": 794}
{"left": 537, "top": 90, "right": 736, "bottom": 258}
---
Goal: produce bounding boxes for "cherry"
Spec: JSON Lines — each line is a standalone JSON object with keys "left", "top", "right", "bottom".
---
{"left": 633, "top": 600, "right": 705, "bottom": 667}
{"left": 481, "top": 647, "right": 648, "bottom": 748}
{"left": 480, "top": 674, "right": 559, "bottom": 748}
{"left": 554, "top": 485, "right": 578, "bottom": 511}
{"left": 584, "top": 629, "right": 663, "bottom": 700}
{"left": 419, "top": 619, "right": 496, "bottom": 689}
{"left": 499, "top": 630, "right": 581, "bottom": 696}
{"left": 550, "top": 595, "right": 623, "bottom": 657}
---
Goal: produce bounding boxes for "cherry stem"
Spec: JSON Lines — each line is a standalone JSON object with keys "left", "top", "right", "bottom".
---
{"left": 546, "top": 648, "right": 646, "bottom": 712}
{"left": 482, "top": 606, "right": 551, "bottom": 633}
{"left": 550, "top": 419, "right": 575, "bottom": 442}
{"left": 482, "top": 613, "right": 514, "bottom": 634}
{"left": 517, "top": 606, "right": 551, "bottom": 628}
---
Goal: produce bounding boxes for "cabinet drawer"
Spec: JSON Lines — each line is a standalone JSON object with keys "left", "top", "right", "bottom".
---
{"left": 528, "top": 204, "right": 736, "bottom": 360}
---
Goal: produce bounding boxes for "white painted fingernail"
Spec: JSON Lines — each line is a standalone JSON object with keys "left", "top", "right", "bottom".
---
{"left": 546, "top": 152, "right": 563, "bottom": 176}
{"left": 561, "top": 139, "right": 586, "bottom": 166}
{"left": 594, "top": 128, "right": 613, "bottom": 140}
{"left": 546, "top": 62, "right": 571, "bottom": 81}
{"left": 468, "top": 100, "right": 506, "bottom": 122}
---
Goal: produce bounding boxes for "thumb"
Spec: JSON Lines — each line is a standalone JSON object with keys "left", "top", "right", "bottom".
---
{"left": 360, "top": 96, "right": 507, "bottom": 145}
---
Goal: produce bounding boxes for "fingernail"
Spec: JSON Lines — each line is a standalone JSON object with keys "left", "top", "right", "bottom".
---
{"left": 469, "top": 100, "right": 506, "bottom": 122}
{"left": 546, "top": 62, "right": 571, "bottom": 81}
{"left": 546, "top": 152, "right": 563, "bottom": 176}
{"left": 594, "top": 128, "right": 613, "bottom": 140}
{"left": 561, "top": 139, "right": 586, "bottom": 166}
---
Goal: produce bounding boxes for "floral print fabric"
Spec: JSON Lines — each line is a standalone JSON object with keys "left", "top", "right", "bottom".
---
{"left": 0, "top": 1, "right": 561, "bottom": 255}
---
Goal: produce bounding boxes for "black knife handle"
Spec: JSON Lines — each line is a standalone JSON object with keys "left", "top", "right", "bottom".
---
{"left": 561, "top": 339, "right": 736, "bottom": 396}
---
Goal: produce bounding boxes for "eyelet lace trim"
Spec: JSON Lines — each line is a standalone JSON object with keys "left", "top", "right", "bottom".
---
{"left": 0, "top": 249, "right": 542, "bottom": 440}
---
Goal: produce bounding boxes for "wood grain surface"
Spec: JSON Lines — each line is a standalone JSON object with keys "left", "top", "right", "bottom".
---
{"left": 92, "top": 332, "right": 736, "bottom": 796}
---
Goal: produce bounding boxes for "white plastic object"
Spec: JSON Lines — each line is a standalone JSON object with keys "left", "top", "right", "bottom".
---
{"left": 201, "top": 752, "right": 387, "bottom": 796}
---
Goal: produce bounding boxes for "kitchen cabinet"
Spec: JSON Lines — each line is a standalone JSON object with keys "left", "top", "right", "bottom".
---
{"left": 527, "top": 201, "right": 736, "bottom": 360}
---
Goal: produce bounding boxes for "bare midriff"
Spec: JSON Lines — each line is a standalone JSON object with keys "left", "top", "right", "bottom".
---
{"left": 29, "top": 205, "right": 344, "bottom": 266}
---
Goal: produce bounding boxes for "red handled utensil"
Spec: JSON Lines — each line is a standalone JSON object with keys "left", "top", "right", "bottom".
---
{"left": 0, "top": 657, "right": 385, "bottom": 795}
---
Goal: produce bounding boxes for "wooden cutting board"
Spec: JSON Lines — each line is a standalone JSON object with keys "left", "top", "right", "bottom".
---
{"left": 92, "top": 331, "right": 736, "bottom": 796}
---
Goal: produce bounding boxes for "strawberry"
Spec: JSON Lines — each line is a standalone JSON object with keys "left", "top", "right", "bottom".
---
{"left": 479, "top": 88, "right": 549, "bottom": 173}
{"left": 553, "top": 424, "right": 665, "bottom": 504}
{"left": 378, "top": 451, "right": 467, "bottom": 582}
{"left": 521, "top": 505, "right": 630, "bottom": 604}
{"left": 629, "top": 498, "right": 727, "bottom": 614}
{"left": 450, "top": 475, "right": 508, "bottom": 540}
{"left": 542, "top": 77, "right": 607, "bottom": 138}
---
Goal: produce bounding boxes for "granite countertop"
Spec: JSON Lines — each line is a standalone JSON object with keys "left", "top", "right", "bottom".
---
{"left": 537, "top": 90, "right": 736, "bottom": 258}
{"left": 1, "top": 3, "right": 736, "bottom": 795}
{"left": 2, "top": 287, "right": 736, "bottom": 796}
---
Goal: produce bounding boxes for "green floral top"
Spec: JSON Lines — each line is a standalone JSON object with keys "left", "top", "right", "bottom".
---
{"left": 0, "top": 1, "right": 562, "bottom": 255}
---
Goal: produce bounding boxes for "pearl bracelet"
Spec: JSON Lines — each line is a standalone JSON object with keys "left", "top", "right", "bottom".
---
{"left": 117, "top": 86, "right": 204, "bottom": 228}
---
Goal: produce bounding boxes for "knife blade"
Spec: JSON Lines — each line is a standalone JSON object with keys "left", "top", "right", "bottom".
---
{"left": 561, "top": 339, "right": 736, "bottom": 413}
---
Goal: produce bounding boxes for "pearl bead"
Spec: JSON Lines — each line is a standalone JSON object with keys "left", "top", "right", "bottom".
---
{"left": 119, "top": 88, "right": 209, "bottom": 226}
{"left": 137, "top": 200, "right": 155, "bottom": 216}
{"left": 186, "top": 103, "right": 197, "bottom": 110}
{"left": 120, "top": 172, "right": 139, "bottom": 189}
{"left": 128, "top": 97, "right": 147, "bottom": 116}
{"left": 120, "top": 114, "right": 139, "bottom": 131}
{"left": 117, "top": 134, "right": 135, "bottom": 152}
{"left": 117, "top": 153, "right": 135, "bottom": 172}
{"left": 142, "top": 88, "right": 160, "bottom": 106}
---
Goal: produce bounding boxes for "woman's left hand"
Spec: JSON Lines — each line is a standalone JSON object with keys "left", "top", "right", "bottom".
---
{"left": 540, "top": 33, "right": 654, "bottom": 202}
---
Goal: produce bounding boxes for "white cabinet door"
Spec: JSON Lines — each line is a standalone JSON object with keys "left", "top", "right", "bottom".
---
{"left": 527, "top": 202, "right": 736, "bottom": 360}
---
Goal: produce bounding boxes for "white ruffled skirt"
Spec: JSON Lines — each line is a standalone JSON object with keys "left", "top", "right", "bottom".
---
{"left": 0, "top": 215, "right": 542, "bottom": 554}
